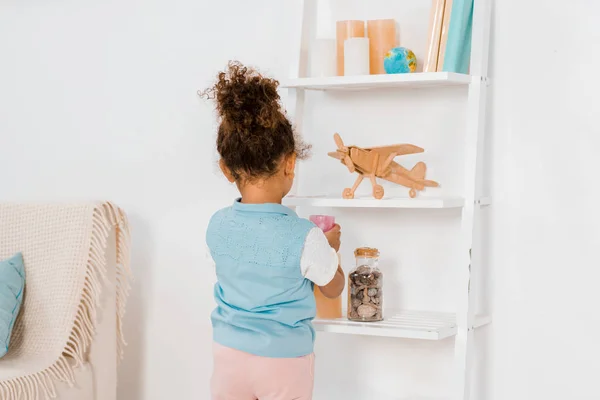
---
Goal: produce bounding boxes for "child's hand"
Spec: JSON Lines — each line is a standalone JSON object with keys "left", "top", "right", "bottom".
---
{"left": 324, "top": 224, "right": 341, "bottom": 252}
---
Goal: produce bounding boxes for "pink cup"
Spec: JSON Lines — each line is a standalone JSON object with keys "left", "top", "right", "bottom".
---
{"left": 309, "top": 215, "right": 336, "bottom": 232}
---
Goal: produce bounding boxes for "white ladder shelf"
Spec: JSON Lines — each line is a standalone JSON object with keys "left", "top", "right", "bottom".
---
{"left": 284, "top": 1, "right": 492, "bottom": 400}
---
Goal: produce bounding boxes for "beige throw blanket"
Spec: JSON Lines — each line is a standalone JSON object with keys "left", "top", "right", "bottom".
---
{"left": 0, "top": 202, "right": 132, "bottom": 399}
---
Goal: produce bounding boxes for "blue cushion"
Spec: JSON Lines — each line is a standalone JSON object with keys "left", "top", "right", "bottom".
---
{"left": 0, "top": 253, "right": 25, "bottom": 358}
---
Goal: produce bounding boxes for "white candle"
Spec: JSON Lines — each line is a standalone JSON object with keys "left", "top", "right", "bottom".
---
{"left": 344, "top": 37, "right": 370, "bottom": 76}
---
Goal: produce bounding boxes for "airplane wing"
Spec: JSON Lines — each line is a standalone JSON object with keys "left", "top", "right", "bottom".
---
{"left": 367, "top": 144, "right": 424, "bottom": 158}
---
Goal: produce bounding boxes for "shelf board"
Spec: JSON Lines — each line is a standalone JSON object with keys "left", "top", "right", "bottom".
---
{"left": 284, "top": 195, "right": 464, "bottom": 209}
{"left": 314, "top": 310, "right": 490, "bottom": 340}
{"left": 280, "top": 72, "right": 472, "bottom": 91}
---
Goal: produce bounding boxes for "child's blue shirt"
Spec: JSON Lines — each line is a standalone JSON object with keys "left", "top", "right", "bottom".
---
{"left": 206, "top": 199, "right": 316, "bottom": 358}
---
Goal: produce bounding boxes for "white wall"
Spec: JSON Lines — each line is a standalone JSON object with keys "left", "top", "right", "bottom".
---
{"left": 484, "top": 1, "right": 600, "bottom": 399}
{"left": 1, "top": 1, "right": 599, "bottom": 399}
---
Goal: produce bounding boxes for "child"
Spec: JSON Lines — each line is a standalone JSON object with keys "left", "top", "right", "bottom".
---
{"left": 202, "top": 61, "right": 345, "bottom": 400}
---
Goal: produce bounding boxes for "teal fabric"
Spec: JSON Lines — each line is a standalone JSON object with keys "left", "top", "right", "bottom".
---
{"left": 207, "top": 199, "right": 316, "bottom": 358}
{"left": 0, "top": 253, "right": 25, "bottom": 358}
{"left": 442, "top": 0, "right": 474, "bottom": 74}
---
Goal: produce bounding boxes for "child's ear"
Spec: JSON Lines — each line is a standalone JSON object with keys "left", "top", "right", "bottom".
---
{"left": 219, "top": 159, "right": 236, "bottom": 183}
{"left": 284, "top": 153, "right": 297, "bottom": 176}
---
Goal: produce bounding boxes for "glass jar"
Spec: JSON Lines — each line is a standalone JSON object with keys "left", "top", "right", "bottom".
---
{"left": 347, "top": 247, "right": 383, "bottom": 322}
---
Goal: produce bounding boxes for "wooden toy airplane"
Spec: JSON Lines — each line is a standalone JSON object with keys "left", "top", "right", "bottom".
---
{"left": 328, "top": 133, "right": 439, "bottom": 199}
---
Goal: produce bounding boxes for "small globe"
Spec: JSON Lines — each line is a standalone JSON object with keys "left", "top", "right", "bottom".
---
{"left": 384, "top": 47, "right": 417, "bottom": 74}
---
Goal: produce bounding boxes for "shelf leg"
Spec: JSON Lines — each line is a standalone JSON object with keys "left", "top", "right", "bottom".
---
{"left": 453, "top": 0, "right": 493, "bottom": 399}
{"left": 284, "top": 0, "right": 314, "bottom": 198}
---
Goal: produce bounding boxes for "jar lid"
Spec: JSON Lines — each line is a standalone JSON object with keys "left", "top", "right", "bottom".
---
{"left": 354, "top": 247, "right": 379, "bottom": 258}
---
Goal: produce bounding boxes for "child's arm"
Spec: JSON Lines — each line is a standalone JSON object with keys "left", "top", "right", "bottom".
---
{"left": 318, "top": 225, "right": 344, "bottom": 298}
{"left": 317, "top": 263, "right": 345, "bottom": 299}
{"left": 301, "top": 225, "right": 345, "bottom": 299}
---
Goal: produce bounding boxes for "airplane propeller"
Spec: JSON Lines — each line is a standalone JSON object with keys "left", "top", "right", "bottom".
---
{"left": 329, "top": 133, "right": 355, "bottom": 173}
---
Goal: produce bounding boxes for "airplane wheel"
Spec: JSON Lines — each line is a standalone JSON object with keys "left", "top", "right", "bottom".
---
{"left": 409, "top": 188, "right": 417, "bottom": 198}
{"left": 343, "top": 188, "right": 354, "bottom": 199}
{"left": 373, "top": 185, "right": 384, "bottom": 199}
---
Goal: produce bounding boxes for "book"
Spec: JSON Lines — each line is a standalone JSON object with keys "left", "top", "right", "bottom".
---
{"left": 440, "top": 0, "right": 474, "bottom": 73}
{"left": 423, "top": 0, "right": 446, "bottom": 73}
{"left": 436, "top": 0, "right": 454, "bottom": 71}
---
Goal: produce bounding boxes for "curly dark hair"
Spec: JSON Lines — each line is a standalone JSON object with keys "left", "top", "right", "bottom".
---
{"left": 201, "top": 61, "right": 310, "bottom": 182}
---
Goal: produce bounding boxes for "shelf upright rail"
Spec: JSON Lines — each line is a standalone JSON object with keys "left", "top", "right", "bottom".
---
{"left": 285, "top": 0, "right": 314, "bottom": 199}
{"left": 453, "top": 0, "right": 492, "bottom": 399}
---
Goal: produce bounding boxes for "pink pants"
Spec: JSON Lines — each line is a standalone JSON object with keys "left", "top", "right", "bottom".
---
{"left": 211, "top": 343, "right": 315, "bottom": 400}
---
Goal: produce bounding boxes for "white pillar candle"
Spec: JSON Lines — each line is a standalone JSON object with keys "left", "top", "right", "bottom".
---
{"left": 344, "top": 37, "right": 370, "bottom": 76}
{"left": 310, "top": 38, "right": 337, "bottom": 77}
